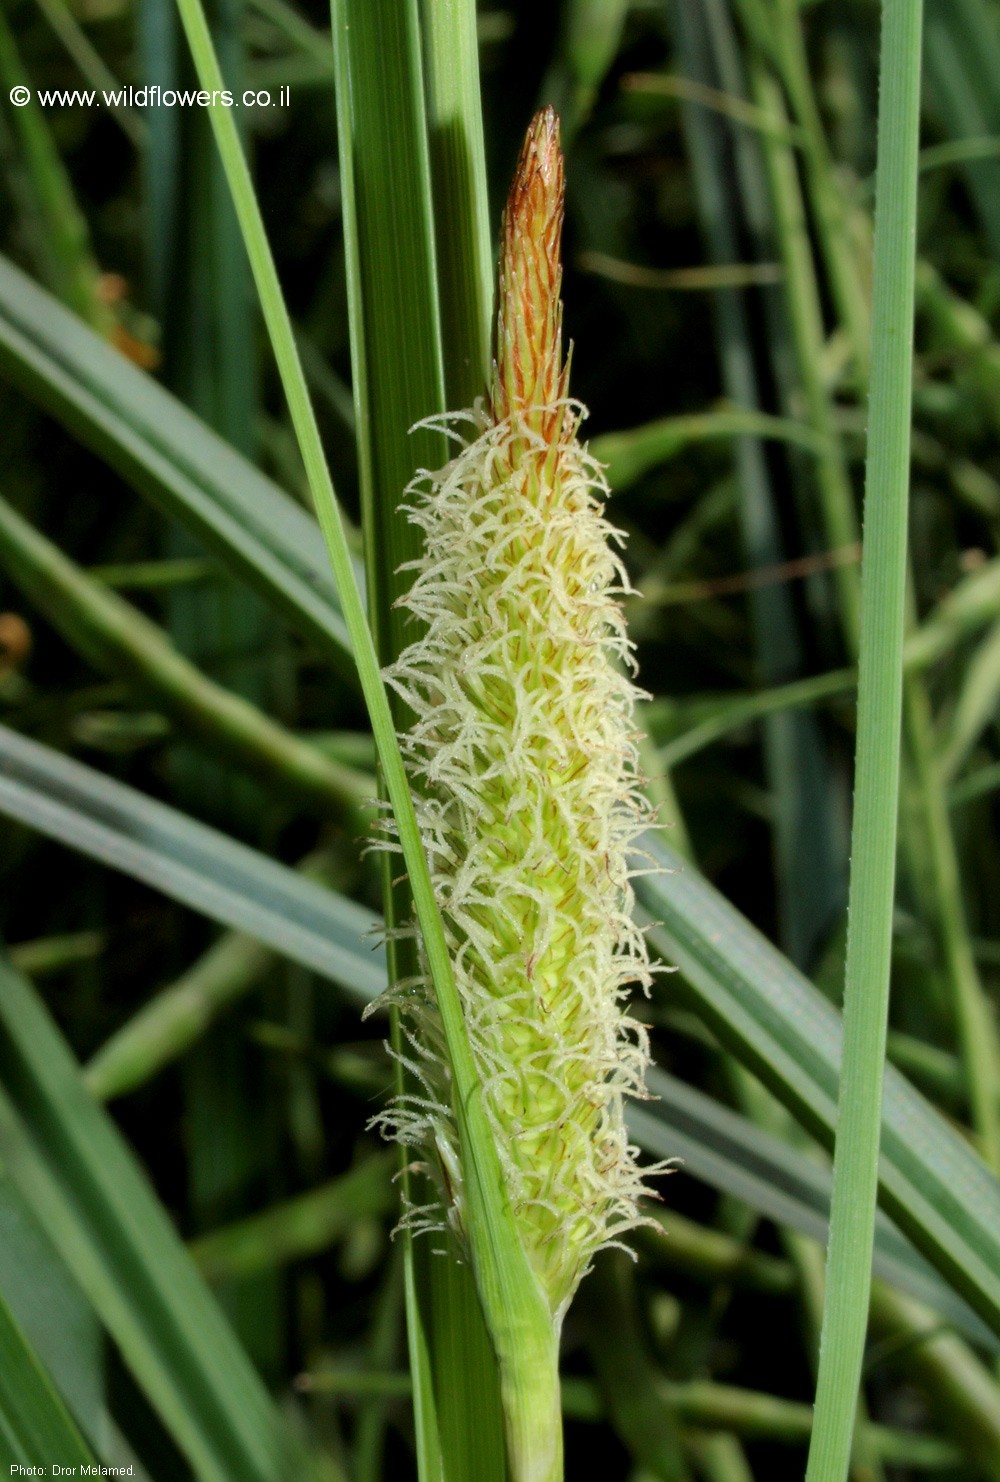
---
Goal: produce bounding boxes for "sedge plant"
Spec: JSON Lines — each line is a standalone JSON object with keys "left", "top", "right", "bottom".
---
{"left": 171, "top": 0, "right": 662, "bottom": 1463}
{"left": 368, "top": 109, "right": 664, "bottom": 1480}
{"left": 148, "top": 2, "right": 1000, "bottom": 1479}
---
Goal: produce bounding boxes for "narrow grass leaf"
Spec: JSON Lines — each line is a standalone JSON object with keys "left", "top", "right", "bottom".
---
{"left": 0, "top": 1286, "right": 95, "bottom": 1472}
{"left": 805, "top": 2, "right": 923, "bottom": 1473}
{"left": 0, "top": 723, "right": 384, "bottom": 997}
{"left": 0, "top": 254, "right": 355, "bottom": 671}
{"left": 0, "top": 955, "right": 328, "bottom": 1482}
{"left": 637, "top": 835, "right": 1000, "bottom": 1338}
{"left": 89, "top": 14, "right": 553, "bottom": 1481}
{"left": 0, "top": 1178, "right": 104, "bottom": 1438}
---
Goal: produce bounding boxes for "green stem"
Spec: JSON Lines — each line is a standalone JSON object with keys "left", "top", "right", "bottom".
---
{"left": 500, "top": 1322, "right": 564, "bottom": 1482}
{"left": 668, "top": 1381, "right": 958, "bottom": 1465}
{"left": 8, "top": 930, "right": 104, "bottom": 979}
{"left": 804, "top": 3, "right": 923, "bottom": 1479}
{"left": 85, "top": 930, "right": 272, "bottom": 1101}
{"left": 327, "top": 6, "right": 465, "bottom": 1476}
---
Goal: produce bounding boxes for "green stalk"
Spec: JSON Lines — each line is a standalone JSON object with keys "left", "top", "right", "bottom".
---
{"left": 8, "top": 930, "right": 103, "bottom": 979}
{"left": 86, "top": 930, "right": 273, "bottom": 1101}
{"left": 804, "top": 3, "right": 923, "bottom": 1478}
{"left": 170, "top": 7, "right": 557, "bottom": 1480}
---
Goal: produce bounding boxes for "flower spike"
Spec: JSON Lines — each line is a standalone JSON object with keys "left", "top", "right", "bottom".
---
{"left": 373, "top": 107, "right": 663, "bottom": 1325}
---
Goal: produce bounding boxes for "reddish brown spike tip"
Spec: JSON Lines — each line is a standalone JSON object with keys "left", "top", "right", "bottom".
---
{"left": 490, "top": 108, "right": 567, "bottom": 430}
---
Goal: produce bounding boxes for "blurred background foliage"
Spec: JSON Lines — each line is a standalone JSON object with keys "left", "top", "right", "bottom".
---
{"left": 2, "top": 0, "right": 1000, "bottom": 1478}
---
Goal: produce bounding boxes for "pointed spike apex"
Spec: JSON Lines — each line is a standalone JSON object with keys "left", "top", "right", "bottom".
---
{"left": 491, "top": 107, "right": 567, "bottom": 428}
